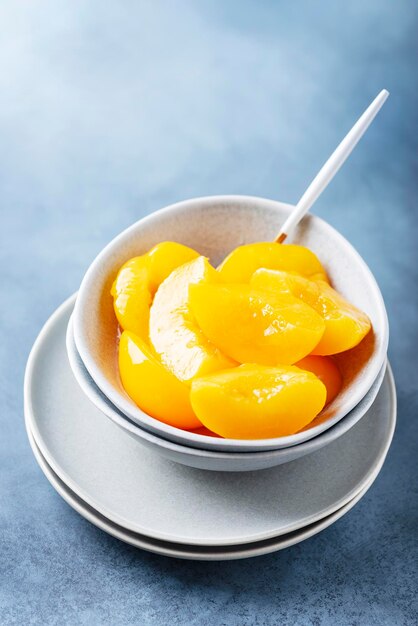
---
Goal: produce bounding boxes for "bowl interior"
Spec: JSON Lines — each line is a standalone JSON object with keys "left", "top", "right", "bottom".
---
{"left": 73, "top": 195, "right": 388, "bottom": 451}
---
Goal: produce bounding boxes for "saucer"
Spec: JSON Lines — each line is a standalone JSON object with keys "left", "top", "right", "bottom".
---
{"left": 27, "top": 423, "right": 384, "bottom": 561}
{"left": 24, "top": 296, "right": 396, "bottom": 547}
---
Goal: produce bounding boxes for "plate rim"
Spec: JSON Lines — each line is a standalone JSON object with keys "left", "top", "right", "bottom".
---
{"left": 26, "top": 422, "right": 386, "bottom": 561}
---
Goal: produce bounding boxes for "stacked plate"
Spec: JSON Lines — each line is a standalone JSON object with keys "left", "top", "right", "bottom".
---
{"left": 25, "top": 196, "right": 395, "bottom": 559}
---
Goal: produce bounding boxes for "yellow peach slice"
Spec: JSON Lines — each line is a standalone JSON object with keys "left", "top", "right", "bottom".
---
{"left": 311, "top": 280, "right": 372, "bottom": 355}
{"left": 190, "top": 364, "right": 327, "bottom": 439}
{"left": 119, "top": 331, "right": 201, "bottom": 429}
{"left": 111, "top": 256, "right": 152, "bottom": 338}
{"left": 149, "top": 257, "right": 236, "bottom": 382}
{"left": 111, "top": 242, "right": 199, "bottom": 337}
{"left": 217, "top": 243, "right": 328, "bottom": 283}
{"left": 189, "top": 283, "right": 325, "bottom": 365}
{"left": 147, "top": 241, "right": 200, "bottom": 294}
{"left": 251, "top": 269, "right": 371, "bottom": 355}
{"left": 295, "top": 355, "right": 342, "bottom": 405}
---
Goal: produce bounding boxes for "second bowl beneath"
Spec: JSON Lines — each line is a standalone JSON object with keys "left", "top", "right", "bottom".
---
{"left": 67, "top": 305, "right": 387, "bottom": 471}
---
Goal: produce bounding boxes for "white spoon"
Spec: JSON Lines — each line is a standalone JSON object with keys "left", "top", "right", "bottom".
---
{"left": 275, "top": 89, "right": 389, "bottom": 243}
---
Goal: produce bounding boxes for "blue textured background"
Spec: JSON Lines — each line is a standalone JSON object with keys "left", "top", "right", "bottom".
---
{"left": 1, "top": 2, "right": 417, "bottom": 624}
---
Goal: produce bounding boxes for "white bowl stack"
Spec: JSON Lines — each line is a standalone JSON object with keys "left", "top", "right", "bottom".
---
{"left": 70, "top": 195, "right": 389, "bottom": 472}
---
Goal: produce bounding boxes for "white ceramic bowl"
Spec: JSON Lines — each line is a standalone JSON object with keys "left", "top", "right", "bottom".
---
{"left": 73, "top": 196, "right": 389, "bottom": 452}
{"left": 67, "top": 313, "right": 387, "bottom": 471}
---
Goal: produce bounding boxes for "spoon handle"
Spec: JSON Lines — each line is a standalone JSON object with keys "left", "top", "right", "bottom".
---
{"left": 275, "top": 89, "right": 389, "bottom": 244}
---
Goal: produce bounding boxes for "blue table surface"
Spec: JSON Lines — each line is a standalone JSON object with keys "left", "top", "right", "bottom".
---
{"left": 1, "top": 1, "right": 417, "bottom": 624}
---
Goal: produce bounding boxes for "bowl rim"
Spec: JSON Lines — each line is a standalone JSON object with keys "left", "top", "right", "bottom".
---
{"left": 73, "top": 194, "right": 389, "bottom": 450}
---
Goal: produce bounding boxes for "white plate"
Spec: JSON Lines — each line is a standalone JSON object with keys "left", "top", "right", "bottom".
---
{"left": 27, "top": 423, "right": 385, "bottom": 561}
{"left": 24, "top": 297, "right": 396, "bottom": 547}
